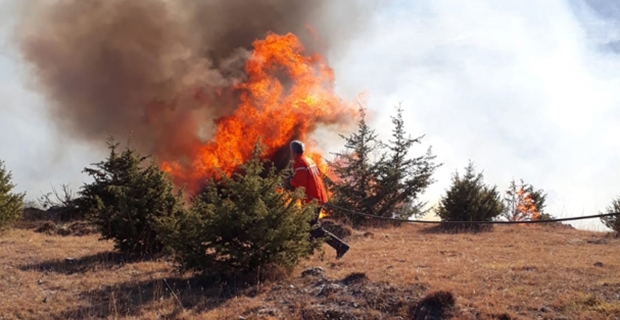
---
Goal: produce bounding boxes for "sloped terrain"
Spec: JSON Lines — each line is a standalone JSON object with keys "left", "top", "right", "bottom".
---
{"left": 1, "top": 223, "right": 619, "bottom": 319}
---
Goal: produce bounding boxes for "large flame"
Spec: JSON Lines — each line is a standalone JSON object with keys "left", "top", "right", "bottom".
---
{"left": 162, "top": 33, "right": 355, "bottom": 192}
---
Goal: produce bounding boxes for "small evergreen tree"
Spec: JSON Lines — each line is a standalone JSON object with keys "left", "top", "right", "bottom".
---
{"left": 0, "top": 161, "right": 25, "bottom": 230}
{"left": 525, "top": 185, "right": 553, "bottom": 220}
{"left": 77, "top": 139, "right": 186, "bottom": 255}
{"left": 327, "top": 105, "right": 439, "bottom": 226}
{"left": 171, "top": 142, "right": 321, "bottom": 279}
{"left": 375, "top": 105, "right": 439, "bottom": 219}
{"left": 326, "top": 106, "right": 384, "bottom": 226}
{"left": 437, "top": 162, "right": 504, "bottom": 230}
{"left": 502, "top": 179, "right": 540, "bottom": 221}
{"left": 502, "top": 180, "right": 553, "bottom": 221}
{"left": 601, "top": 197, "right": 620, "bottom": 233}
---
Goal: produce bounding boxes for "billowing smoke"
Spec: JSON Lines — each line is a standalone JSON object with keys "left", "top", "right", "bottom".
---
{"left": 15, "top": 0, "right": 375, "bottom": 165}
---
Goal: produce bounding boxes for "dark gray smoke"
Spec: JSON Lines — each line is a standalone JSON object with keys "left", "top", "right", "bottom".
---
{"left": 15, "top": 0, "right": 376, "bottom": 164}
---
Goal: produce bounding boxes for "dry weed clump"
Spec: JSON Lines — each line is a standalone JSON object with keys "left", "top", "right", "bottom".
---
{"left": 34, "top": 221, "right": 96, "bottom": 236}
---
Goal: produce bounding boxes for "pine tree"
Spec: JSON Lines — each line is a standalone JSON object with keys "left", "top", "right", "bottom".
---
{"left": 171, "top": 142, "right": 321, "bottom": 279}
{"left": 437, "top": 162, "right": 504, "bottom": 230}
{"left": 502, "top": 180, "right": 553, "bottom": 221}
{"left": 375, "top": 104, "right": 439, "bottom": 219}
{"left": 77, "top": 138, "right": 186, "bottom": 255}
{"left": 601, "top": 197, "right": 620, "bottom": 233}
{"left": 525, "top": 185, "right": 553, "bottom": 220}
{"left": 326, "top": 106, "right": 384, "bottom": 226}
{"left": 0, "top": 161, "right": 25, "bottom": 230}
{"left": 502, "top": 179, "right": 540, "bottom": 221}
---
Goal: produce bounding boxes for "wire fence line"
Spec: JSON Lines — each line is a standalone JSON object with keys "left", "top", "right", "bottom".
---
{"left": 323, "top": 202, "right": 620, "bottom": 225}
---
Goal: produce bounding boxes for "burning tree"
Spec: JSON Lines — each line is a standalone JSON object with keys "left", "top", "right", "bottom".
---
{"left": 0, "top": 160, "right": 25, "bottom": 230}
{"left": 526, "top": 184, "right": 552, "bottom": 220}
{"left": 501, "top": 179, "right": 551, "bottom": 222}
{"left": 169, "top": 142, "right": 321, "bottom": 279}
{"left": 161, "top": 33, "right": 357, "bottom": 193}
{"left": 502, "top": 179, "right": 540, "bottom": 221}
{"left": 326, "top": 105, "right": 438, "bottom": 226}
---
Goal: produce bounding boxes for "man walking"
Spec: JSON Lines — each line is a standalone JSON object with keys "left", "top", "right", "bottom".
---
{"left": 288, "top": 140, "right": 349, "bottom": 259}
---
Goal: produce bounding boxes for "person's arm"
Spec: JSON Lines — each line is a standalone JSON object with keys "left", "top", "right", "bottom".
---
{"left": 291, "top": 166, "right": 308, "bottom": 189}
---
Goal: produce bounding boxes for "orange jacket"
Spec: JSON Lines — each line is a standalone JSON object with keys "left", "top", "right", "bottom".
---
{"left": 291, "top": 155, "right": 328, "bottom": 205}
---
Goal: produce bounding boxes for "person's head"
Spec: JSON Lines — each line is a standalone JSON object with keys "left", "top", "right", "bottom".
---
{"left": 290, "top": 140, "right": 304, "bottom": 157}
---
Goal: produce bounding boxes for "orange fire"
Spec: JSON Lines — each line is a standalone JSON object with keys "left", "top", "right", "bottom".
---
{"left": 318, "top": 209, "right": 327, "bottom": 220}
{"left": 515, "top": 187, "right": 540, "bottom": 221}
{"left": 162, "top": 32, "right": 355, "bottom": 193}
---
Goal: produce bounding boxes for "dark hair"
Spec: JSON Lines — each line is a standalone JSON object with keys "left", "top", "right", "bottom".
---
{"left": 290, "top": 140, "right": 304, "bottom": 154}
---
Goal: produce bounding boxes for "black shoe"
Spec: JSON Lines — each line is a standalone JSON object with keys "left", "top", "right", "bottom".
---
{"left": 336, "top": 244, "right": 350, "bottom": 259}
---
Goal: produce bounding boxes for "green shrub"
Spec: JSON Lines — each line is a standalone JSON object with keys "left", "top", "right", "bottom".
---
{"left": 170, "top": 143, "right": 321, "bottom": 280}
{"left": 437, "top": 162, "right": 504, "bottom": 230}
{"left": 0, "top": 160, "right": 25, "bottom": 230}
{"left": 536, "top": 213, "right": 556, "bottom": 221}
{"left": 77, "top": 139, "right": 186, "bottom": 255}
{"left": 601, "top": 197, "right": 620, "bottom": 233}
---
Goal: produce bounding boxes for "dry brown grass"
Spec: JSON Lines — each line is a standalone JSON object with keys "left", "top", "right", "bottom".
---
{"left": 1, "top": 223, "right": 619, "bottom": 319}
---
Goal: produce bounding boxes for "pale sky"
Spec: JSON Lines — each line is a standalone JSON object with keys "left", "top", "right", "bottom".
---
{"left": 2, "top": 0, "right": 620, "bottom": 230}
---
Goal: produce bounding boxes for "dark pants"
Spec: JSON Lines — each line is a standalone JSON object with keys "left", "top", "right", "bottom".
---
{"left": 309, "top": 207, "right": 348, "bottom": 253}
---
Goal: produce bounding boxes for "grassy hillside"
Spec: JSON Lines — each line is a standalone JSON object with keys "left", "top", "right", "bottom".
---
{"left": 1, "top": 223, "right": 619, "bottom": 319}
